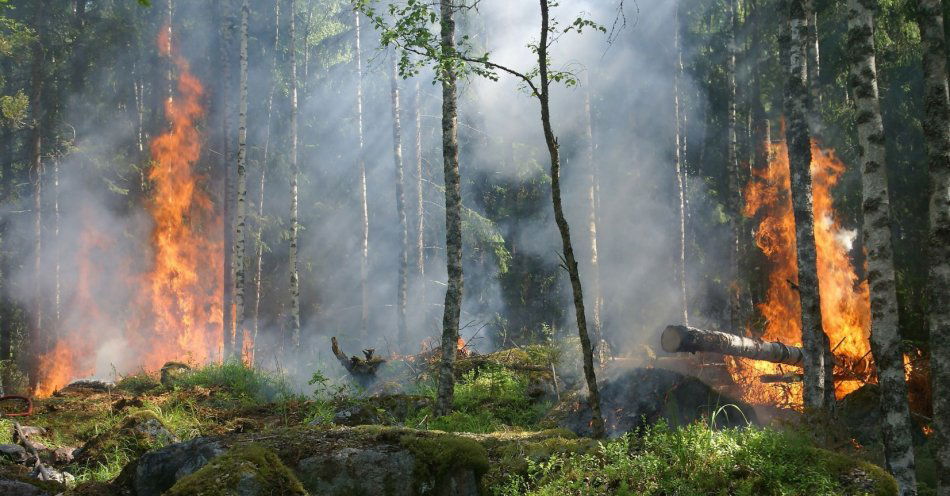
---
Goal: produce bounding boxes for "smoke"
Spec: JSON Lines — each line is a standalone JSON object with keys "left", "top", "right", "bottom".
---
{"left": 1, "top": 0, "right": 735, "bottom": 390}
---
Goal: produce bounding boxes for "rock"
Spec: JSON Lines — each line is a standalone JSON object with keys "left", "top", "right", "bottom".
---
{"left": 547, "top": 367, "right": 758, "bottom": 437}
{"left": 73, "top": 411, "right": 179, "bottom": 468}
{"left": 30, "top": 465, "right": 73, "bottom": 485}
{"left": 164, "top": 444, "right": 307, "bottom": 496}
{"left": 116, "top": 436, "right": 225, "bottom": 496}
{"left": 55, "top": 381, "right": 115, "bottom": 396}
{"left": 160, "top": 362, "right": 192, "bottom": 387}
{"left": 0, "top": 479, "right": 52, "bottom": 496}
{"left": 0, "top": 444, "right": 29, "bottom": 464}
{"left": 53, "top": 446, "right": 76, "bottom": 464}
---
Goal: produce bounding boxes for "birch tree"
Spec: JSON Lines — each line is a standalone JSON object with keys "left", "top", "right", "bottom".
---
{"left": 233, "top": 0, "right": 250, "bottom": 360}
{"left": 289, "top": 0, "right": 301, "bottom": 349}
{"left": 355, "top": 10, "right": 370, "bottom": 340}
{"left": 846, "top": 1, "right": 917, "bottom": 492}
{"left": 915, "top": 0, "right": 950, "bottom": 493}
{"left": 786, "top": 0, "right": 834, "bottom": 411}
{"left": 390, "top": 58, "right": 409, "bottom": 348}
{"left": 673, "top": 1, "right": 689, "bottom": 327}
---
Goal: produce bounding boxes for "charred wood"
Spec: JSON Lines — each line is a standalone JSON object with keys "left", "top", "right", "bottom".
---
{"left": 661, "top": 325, "right": 804, "bottom": 366}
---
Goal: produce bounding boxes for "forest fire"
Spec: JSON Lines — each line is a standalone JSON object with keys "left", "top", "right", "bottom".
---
{"left": 33, "top": 28, "right": 222, "bottom": 396}
{"left": 727, "top": 138, "right": 873, "bottom": 409}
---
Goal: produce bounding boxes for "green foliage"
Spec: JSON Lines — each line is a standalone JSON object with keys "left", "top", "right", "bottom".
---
{"left": 169, "top": 360, "right": 294, "bottom": 406}
{"left": 114, "top": 371, "right": 162, "bottom": 395}
{"left": 493, "top": 422, "right": 898, "bottom": 496}
{"left": 463, "top": 207, "right": 512, "bottom": 275}
{"left": 409, "top": 365, "right": 551, "bottom": 433}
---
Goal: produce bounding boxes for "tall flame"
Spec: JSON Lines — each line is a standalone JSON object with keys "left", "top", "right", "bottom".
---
{"left": 727, "top": 137, "right": 873, "bottom": 408}
{"left": 33, "top": 26, "right": 222, "bottom": 396}
{"left": 132, "top": 26, "right": 223, "bottom": 371}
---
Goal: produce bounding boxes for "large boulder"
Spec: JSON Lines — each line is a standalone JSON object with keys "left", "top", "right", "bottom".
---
{"left": 115, "top": 436, "right": 225, "bottom": 496}
{"left": 165, "top": 445, "right": 306, "bottom": 496}
{"left": 547, "top": 367, "right": 758, "bottom": 437}
{"left": 73, "top": 411, "right": 179, "bottom": 468}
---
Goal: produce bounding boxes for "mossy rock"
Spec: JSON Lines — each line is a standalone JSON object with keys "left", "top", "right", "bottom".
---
{"left": 160, "top": 361, "right": 193, "bottom": 387}
{"left": 72, "top": 410, "right": 178, "bottom": 467}
{"left": 814, "top": 447, "right": 899, "bottom": 496}
{"left": 165, "top": 444, "right": 307, "bottom": 496}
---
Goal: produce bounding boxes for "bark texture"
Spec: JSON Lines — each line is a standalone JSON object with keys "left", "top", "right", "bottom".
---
{"left": 846, "top": 2, "right": 917, "bottom": 492}
{"left": 916, "top": 0, "right": 950, "bottom": 493}
{"left": 786, "top": 0, "right": 833, "bottom": 412}
{"left": 537, "top": 0, "right": 604, "bottom": 438}
{"left": 355, "top": 11, "right": 370, "bottom": 340}
{"left": 414, "top": 81, "right": 426, "bottom": 319}
{"left": 219, "top": 0, "right": 235, "bottom": 359}
{"left": 661, "top": 325, "right": 805, "bottom": 366}
{"left": 289, "top": 0, "right": 301, "bottom": 348}
{"left": 28, "top": 0, "right": 45, "bottom": 391}
{"left": 390, "top": 59, "right": 409, "bottom": 348}
{"left": 435, "top": 0, "right": 463, "bottom": 417}
{"left": 726, "top": 0, "right": 743, "bottom": 333}
{"left": 233, "top": 0, "right": 250, "bottom": 360}
{"left": 673, "top": 2, "right": 689, "bottom": 327}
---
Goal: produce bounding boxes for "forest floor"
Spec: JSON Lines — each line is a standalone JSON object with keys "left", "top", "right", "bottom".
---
{"left": 0, "top": 346, "right": 935, "bottom": 495}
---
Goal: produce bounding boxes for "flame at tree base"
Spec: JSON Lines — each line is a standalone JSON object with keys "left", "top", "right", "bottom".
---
{"left": 728, "top": 138, "right": 873, "bottom": 409}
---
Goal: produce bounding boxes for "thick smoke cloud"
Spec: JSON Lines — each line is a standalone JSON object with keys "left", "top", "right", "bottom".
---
{"left": 2, "top": 0, "right": 732, "bottom": 388}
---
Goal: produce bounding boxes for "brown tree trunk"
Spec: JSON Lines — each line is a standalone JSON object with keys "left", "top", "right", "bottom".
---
{"left": 915, "top": 0, "right": 950, "bottom": 493}
{"left": 28, "top": 1, "right": 45, "bottom": 392}
{"left": 537, "top": 0, "right": 604, "bottom": 438}
{"left": 435, "top": 0, "right": 463, "bottom": 417}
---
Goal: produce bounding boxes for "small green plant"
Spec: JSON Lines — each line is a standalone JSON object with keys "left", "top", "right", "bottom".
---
{"left": 170, "top": 360, "right": 293, "bottom": 406}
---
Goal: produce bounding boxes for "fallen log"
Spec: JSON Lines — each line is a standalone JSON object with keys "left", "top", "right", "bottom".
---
{"left": 660, "top": 325, "right": 804, "bottom": 366}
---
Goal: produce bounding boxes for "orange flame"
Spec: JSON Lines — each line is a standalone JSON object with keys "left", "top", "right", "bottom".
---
{"left": 131, "top": 26, "right": 223, "bottom": 371}
{"left": 727, "top": 137, "right": 873, "bottom": 408}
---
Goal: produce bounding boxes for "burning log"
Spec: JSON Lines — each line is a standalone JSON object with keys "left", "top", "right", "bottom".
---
{"left": 331, "top": 337, "right": 386, "bottom": 384}
{"left": 661, "top": 325, "right": 804, "bottom": 366}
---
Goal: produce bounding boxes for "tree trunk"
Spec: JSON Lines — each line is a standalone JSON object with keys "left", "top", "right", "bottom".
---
{"left": 661, "top": 325, "right": 805, "bottom": 366}
{"left": 289, "top": 0, "right": 301, "bottom": 349}
{"left": 53, "top": 158, "right": 60, "bottom": 334}
{"left": 233, "top": 0, "right": 250, "bottom": 361}
{"left": 28, "top": 2, "right": 45, "bottom": 392}
{"left": 805, "top": 0, "right": 820, "bottom": 106}
{"left": 414, "top": 80, "right": 426, "bottom": 322}
{"left": 355, "top": 10, "right": 370, "bottom": 340}
{"left": 254, "top": 0, "right": 280, "bottom": 350}
{"left": 537, "top": 0, "right": 604, "bottom": 439}
{"left": 218, "top": 0, "right": 235, "bottom": 360}
{"left": 726, "top": 0, "right": 743, "bottom": 334}
{"left": 673, "top": 2, "right": 689, "bottom": 327}
{"left": 846, "top": 3, "right": 918, "bottom": 492}
{"left": 390, "top": 58, "right": 409, "bottom": 348}
{"left": 916, "top": 0, "right": 950, "bottom": 493}
{"left": 435, "top": 0, "right": 463, "bottom": 417}
{"left": 584, "top": 85, "right": 605, "bottom": 362}
{"left": 787, "top": 0, "right": 834, "bottom": 412}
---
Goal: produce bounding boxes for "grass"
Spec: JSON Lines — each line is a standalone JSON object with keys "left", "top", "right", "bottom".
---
{"left": 169, "top": 360, "right": 294, "bottom": 406}
{"left": 492, "top": 421, "right": 898, "bottom": 496}
{"left": 406, "top": 366, "right": 551, "bottom": 433}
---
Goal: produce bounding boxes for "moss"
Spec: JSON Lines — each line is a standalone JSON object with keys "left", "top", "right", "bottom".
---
{"left": 63, "top": 481, "right": 117, "bottom": 496}
{"left": 815, "top": 448, "right": 899, "bottom": 496}
{"left": 472, "top": 429, "right": 597, "bottom": 490}
{"left": 73, "top": 409, "right": 178, "bottom": 468}
{"left": 399, "top": 432, "right": 489, "bottom": 491}
{"left": 115, "top": 372, "right": 162, "bottom": 395}
{"left": 165, "top": 444, "right": 307, "bottom": 496}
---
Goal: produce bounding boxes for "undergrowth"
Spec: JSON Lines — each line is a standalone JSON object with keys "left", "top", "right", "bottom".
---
{"left": 492, "top": 421, "right": 898, "bottom": 496}
{"left": 168, "top": 360, "right": 294, "bottom": 405}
